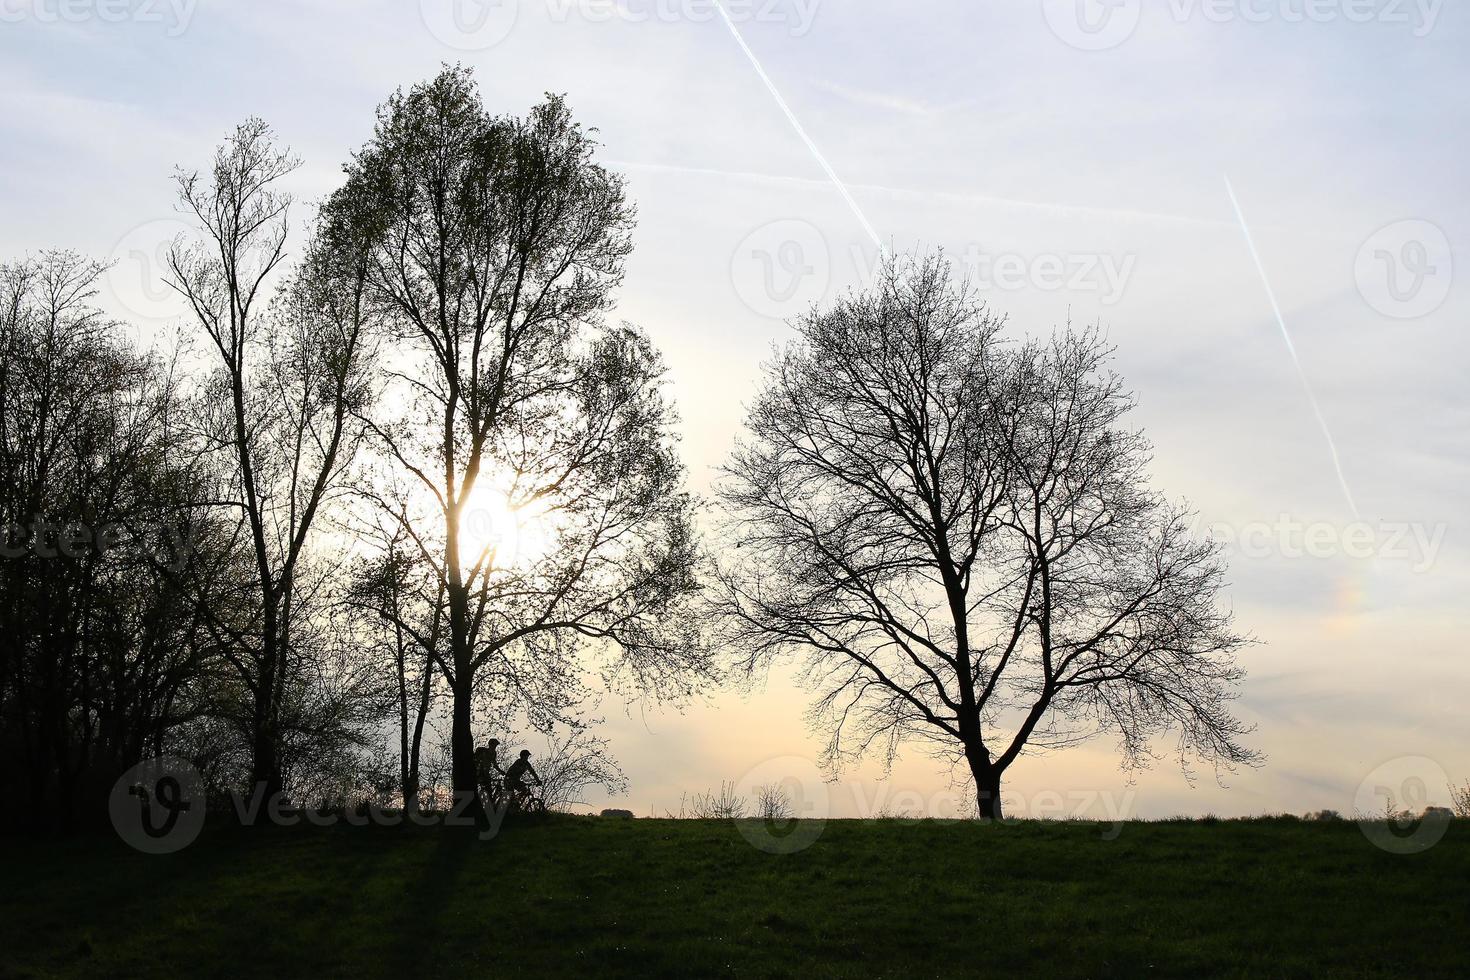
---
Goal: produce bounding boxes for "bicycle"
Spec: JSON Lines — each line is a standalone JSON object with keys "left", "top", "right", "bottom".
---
{"left": 506, "top": 780, "right": 546, "bottom": 817}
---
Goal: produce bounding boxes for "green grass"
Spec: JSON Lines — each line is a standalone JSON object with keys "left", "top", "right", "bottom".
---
{"left": 3, "top": 816, "right": 1466, "bottom": 978}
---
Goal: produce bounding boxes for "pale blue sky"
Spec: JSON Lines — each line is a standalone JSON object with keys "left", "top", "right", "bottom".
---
{"left": 3, "top": 0, "right": 1467, "bottom": 817}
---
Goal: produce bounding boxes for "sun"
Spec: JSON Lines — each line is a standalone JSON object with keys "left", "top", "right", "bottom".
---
{"left": 457, "top": 481, "right": 556, "bottom": 574}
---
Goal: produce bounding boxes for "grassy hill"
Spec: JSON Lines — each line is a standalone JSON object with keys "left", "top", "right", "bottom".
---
{"left": 4, "top": 816, "right": 1466, "bottom": 977}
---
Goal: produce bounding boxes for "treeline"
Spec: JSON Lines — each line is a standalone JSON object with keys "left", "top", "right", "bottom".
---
{"left": 2, "top": 67, "right": 1258, "bottom": 832}
{"left": 1, "top": 66, "right": 710, "bottom": 830}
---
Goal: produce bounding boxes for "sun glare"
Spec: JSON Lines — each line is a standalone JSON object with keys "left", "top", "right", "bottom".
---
{"left": 457, "top": 483, "right": 556, "bottom": 574}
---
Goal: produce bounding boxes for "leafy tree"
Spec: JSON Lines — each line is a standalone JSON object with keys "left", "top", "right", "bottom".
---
{"left": 330, "top": 67, "right": 708, "bottom": 806}
{"left": 0, "top": 252, "right": 219, "bottom": 826}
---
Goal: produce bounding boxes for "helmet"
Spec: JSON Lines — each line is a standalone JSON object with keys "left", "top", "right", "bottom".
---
{"left": 519, "top": 749, "right": 531, "bottom": 758}
{"left": 487, "top": 738, "right": 500, "bottom": 746}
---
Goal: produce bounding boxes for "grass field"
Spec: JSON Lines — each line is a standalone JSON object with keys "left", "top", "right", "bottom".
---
{"left": 3, "top": 815, "right": 1467, "bottom": 978}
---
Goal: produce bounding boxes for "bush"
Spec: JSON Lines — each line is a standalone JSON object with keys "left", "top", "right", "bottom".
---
{"left": 754, "top": 784, "right": 794, "bottom": 822}
{"left": 1452, "top": 780, "right": 1470, "bottom": 819}
{"left": 666, "top": 782, "right": 748, "bottom": 819}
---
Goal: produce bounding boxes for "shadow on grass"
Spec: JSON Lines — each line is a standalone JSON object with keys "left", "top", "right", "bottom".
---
{"left": 380, "top": 826, "right": 478, "bottom": 973}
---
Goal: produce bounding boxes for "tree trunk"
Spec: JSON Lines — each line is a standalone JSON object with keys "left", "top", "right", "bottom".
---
{"left": 249, "top": 591, "right": 284, "bottom": 800}
{"left": 250, "top": 694, "right": 282, "bottom": 802}
{"left": 975, "top": 771, "right": 1004, "bottom": 821}
{"left": 406, "top": 647, "right": 433, "bottom": 812}
{"left": 450, "top": 674, "right": 477, "bottom": 801}
{"left": 967, "top": 749, "right": 1005, "bottom": 821}
{"left": 445, "top": 506, "right": 477, "bottom": 812}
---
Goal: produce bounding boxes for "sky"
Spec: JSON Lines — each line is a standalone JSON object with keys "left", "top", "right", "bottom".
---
{"left": 2, "top": 0, "right": 1467, "bottom": 820}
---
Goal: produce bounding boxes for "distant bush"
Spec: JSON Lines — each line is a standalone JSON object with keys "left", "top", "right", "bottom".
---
{"left": 695, "top": 782, "right": 748, "bottom": 820}
{"left": 1304, "top": 809, "right": 1342, "bottom": 821}
{"left": 754, "top": 784, "right": 794, "bottom": 822}
{"left": 600, "top": 808, "right": 634, "bottom": 819}
{"left": 1452, "top": 780, "right": 1470, "bottom": 819}
{"left": 666, "top": 781, "right": 748, "bottom": 819}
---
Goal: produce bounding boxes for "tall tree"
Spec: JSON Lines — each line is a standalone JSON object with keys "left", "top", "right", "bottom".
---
{"left": 718, "top": 256, "right": 1258, "bottom": 818}
{"left": 167, "top": 121, "right": 375, "bottom": 797}
{"left": 0, "top": 251, "right": 218, "bottom": 827}
{"left": 331, "top": 67, "right": 707, "bottom": 806}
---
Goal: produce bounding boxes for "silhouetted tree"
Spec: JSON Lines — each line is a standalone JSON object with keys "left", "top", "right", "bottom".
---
{"left": 346, "top": 517, "right": 443, "bottom": 811}
{"left": 0, "top": 252, "right": 220, "bottom": 827}
{"left": 329, "top": 67, "right": 709, "bottom": 808}
{"left": 167, "top": 121, "right": 376, "bottom": 798}
{"left": 718, "top": 255, "right": 1258, "bottom": 818}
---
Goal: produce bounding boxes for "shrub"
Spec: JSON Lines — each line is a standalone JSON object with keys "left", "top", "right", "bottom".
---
{"left": 754, "top": 784, "right": 794, "bottom": 822}
{"left": 667, "top": 782, "right": 748, "bottom": 819}
{"left": 1452, "top": 780, "right": 1470, "bottom": 819}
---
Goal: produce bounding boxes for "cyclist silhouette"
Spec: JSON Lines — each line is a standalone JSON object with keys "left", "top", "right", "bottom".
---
{"left": 503, "top": 749, "right": 541, "bottom": 808}
{"left": 474, "top": 738, "right": 504, "bottom": 805}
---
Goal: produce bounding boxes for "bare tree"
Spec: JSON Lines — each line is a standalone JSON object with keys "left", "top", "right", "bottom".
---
{"left": 718, "top": 255, "right": 1258, "bottom": 819}
{"left": 167, "top": 120, "right": 376, "bottom": 797}
{"left": 329, "top": 67, "right": 708, "bottom": 808}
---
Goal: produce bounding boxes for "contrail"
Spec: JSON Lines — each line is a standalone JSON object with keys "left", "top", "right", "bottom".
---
{"left": 712, "top": 0, "right": 886, "bottom": 255}
{"left": 1224, "top": 176, "right": 1360, "bottom": 519}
